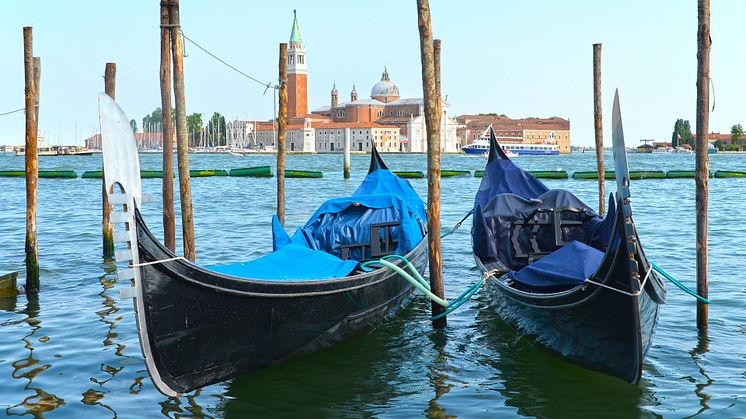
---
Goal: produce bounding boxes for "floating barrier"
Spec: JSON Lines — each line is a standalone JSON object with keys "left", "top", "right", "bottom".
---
{"left": 189, "top": 169, "right": 228, "bottom": 177}
{"left": 665, "top": 170, "right": 715, "bottom": 178}
{"left": 572, "top": 170, "right": 664, "bottom": 180}
{"left": 285, "top": 170, "right": 323, "bottom": 178}
{"left": 474, "top": 170, "right": 484, "bottom": 178}
{"left": 572, "top": 170, "right": 615, "bottom": 180}
{"left": 81, "top": 170, "right": 103, "bottom": 179}
{"left": 82, "top": 170, "right": 171, "bottom": 179}
{"left": 40, "top": 170, "right": 77, "bottom": 178}
{"left": 530, "top": 170, "right": 569, "bottom": 179}
{"left": 0, "top": 170, "right": 77, "bottom": 178}
{"left": 714, "top": 170, "right": 746, "bottom": 178}
{"left": 441, "top": 170, "right": 471, "bottom": 177}
{"left": 665, "top": 170, "right": 696, "bottom": 179}
{"left": 141, "top": 170, "right": 167, "bottom": 178}
{"left": 393, "top": 171, "right": 425, "bottom": 179}
{"left": 228, "top": 166, "right": 273, "bottom": 177}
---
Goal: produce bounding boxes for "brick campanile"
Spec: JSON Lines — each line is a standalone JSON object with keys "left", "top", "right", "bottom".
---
{"left": 287, "top": 10, "right": 308, "bottom": 119}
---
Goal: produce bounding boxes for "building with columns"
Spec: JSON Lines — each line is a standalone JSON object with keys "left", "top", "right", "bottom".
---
{"left": 254, "top": 11, "right": 461, "bottom": 153}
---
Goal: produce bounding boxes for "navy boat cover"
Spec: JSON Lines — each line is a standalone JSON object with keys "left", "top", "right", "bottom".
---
{"left": 507, "top": 240, "right": 604, "bottom": 287}
{"left": 206, "top": 168, "right": 425, "bottom": 280}
{"left": 472, "top": 144, "right": 616, "bottom": 289}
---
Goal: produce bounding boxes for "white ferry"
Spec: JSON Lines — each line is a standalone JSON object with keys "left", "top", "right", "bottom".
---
{"left": 463, "top": 127, "right": 559, "bottom": 156}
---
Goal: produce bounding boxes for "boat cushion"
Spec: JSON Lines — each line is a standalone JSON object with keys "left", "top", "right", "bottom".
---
{"left": 507, "top": 240, "right": 604, "bottom": 288}
{"left": 204, "top": 243, "right": 358, "bottom": 281}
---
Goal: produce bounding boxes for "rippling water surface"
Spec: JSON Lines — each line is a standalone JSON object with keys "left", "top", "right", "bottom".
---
{"left": 0, "top": 151, "right": 744, "bottom": 417}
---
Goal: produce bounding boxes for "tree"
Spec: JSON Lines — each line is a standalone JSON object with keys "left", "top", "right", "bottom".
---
{"left": 671, "top": 119, "right": 694, "bottom": 148}
{"left": 714, "top": 139, "right": 723, "bottom": 150}
{"left": 142, "top": 108, "right": 162, "bottom": 132}
{"left": 142, "top": 107, "right": 175, "bottom": 132}
{"left": 130, "top": 119, "right": 138, "bottom": 133}
{"left": 206, "top": 112, "right": 226, "bottom": 146}
{"left": 187, "top": 113, "right": 203, "bottom": 147}
{"left": 731, "top": 124, "right": 743, "bottom": 149}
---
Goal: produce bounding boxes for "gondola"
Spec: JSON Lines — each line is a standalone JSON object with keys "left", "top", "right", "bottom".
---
{"left": 98, "top": 93, "right": 428, "bottom": 396}
{"left": 471, "top": 91, "right": 666, "bottom": 383}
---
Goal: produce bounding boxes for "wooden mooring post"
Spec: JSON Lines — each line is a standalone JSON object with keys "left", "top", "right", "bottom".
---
{"left": 23, "top": 27, "right": 40, "bottom": 294}
{"left": 277, "top": 43, "right": 288, "bottom": 224}
{"left": 593, "top": 43, "right": 605, "bottom": 216}
{"left": 168, "top": 0, "right": 196, "bottom": 261}
{"left": 160, "top": 1, "right": 176, "bottom": 252}
{"left": 695, "top": 0, "right": 710, "bottom": 331}
{"left": 343, "top": 127, "right": 351, "bottom": 179}
{"left": 416, "top": 0, "right": 445, "bottom": 328}
{"left": 102, "top": 63, "right": 116, "bottom": 259}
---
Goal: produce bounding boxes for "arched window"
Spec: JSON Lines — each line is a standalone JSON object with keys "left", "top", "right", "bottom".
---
{"left": 377, "top": 110, "right": 384, "bottom": 117}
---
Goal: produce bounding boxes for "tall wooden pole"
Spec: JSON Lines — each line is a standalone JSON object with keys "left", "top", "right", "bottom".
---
{"left": 433, "top": 39, "right": 441, "bottom": 106}
{"left": 160, "top": 1, "right": 176, "bottom": 252}
{"left": 169, "top": 0, "right": 196, "bottom": 261}
{"left": 102, "top": 63, "right": 116, "bottom": 259}
{"left": 593, "top": 43, "right": 605, "bottom": 216}
{"left": 417, "top": 1, "right": 445, "bottom": 328}
{"left": 277, "top": 43, "right": 288, "bottom": 224}
{"left": 23, "top": 27, "right": 39, "bottom": 293}
{"left": 695, "top": 0, "right": 710, "bottom": 331}
{"left": 343, "top": 127, "right": 351, "bottom": 179}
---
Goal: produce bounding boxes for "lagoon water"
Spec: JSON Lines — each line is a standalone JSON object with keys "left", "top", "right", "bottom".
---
{"left": 0, "top": 151, "right": 744, "bottom": 418}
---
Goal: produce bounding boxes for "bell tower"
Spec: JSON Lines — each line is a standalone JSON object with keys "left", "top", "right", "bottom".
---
{"left": 287, "top": 10, "right": 308, "bottom": 119}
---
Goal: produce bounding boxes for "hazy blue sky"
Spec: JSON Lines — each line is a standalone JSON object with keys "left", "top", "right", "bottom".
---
{"left": 1, "top": 1, "right": 744, "bottom": 146}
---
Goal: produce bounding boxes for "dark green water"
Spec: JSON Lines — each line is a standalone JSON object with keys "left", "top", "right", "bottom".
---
{"left": 0, "top": 152, "right": 743, "bottom": 418}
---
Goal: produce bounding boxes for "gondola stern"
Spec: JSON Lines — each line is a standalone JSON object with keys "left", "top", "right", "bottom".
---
{"left": 369, "top": 144, "right": 389, "bottom": 173}
{"left": 487, "top": 126, "right": 510, "bottom": 162}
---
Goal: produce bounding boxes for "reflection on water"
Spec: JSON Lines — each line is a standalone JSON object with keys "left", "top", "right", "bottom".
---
{"left": 159, "top": 389, "right": 213, "bottom": 419}
{"left": 0, "top": 153, "right": 744, "bottom": 416}
{"left": 690, "top": 332, "right": 712, "bottom": 416}
{"left": 474, "top": 296, "right": 650, "bottom": 418}
{"left": 5, "top": 293, "right": 66, "bottom": 417}
{"left": 221, "top": 305, "right": 421, "bottom": 417}
{"left": 426, "top": 331, "right": 456, "bottom": 419}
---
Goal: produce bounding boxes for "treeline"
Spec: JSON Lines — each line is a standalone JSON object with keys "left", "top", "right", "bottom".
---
{"left": 671, "top": 119, "right": 744, "bottom": 151}
{"left": 135, "top": 108, "right": 228, "bottom": 147}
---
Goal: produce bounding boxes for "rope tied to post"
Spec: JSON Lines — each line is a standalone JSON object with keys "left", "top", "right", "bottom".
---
{"left": 584, "top": 262, "right": 710, "bottom": 304}
{"left": 440, "top": 208, "right": 474, "bottom": 239}
{"left": 361, "top": 255, "right": 494, "bottom": 321}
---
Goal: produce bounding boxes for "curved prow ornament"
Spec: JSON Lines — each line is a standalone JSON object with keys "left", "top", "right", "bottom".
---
{"left": 98, "top": 92, "right": 177, "bottom": 397}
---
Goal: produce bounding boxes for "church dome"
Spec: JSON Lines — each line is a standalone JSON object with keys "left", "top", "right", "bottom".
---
{"left": 371, "top": 67, "right": 400, "bottom": 102}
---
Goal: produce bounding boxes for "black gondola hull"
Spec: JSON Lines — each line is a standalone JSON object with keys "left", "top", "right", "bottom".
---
{"left": 479, "top": 257, "right": 662, "bottom": 383}
{"left": 475, "top": 193, "right": 666, "bottom": 384}
{"left": 133, "top": 212, "right": 427, "bottom": 394}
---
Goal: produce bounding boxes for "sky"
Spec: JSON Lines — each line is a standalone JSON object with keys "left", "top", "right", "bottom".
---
{"left": 1, "top": 0, "right": 745, "bottom": 147}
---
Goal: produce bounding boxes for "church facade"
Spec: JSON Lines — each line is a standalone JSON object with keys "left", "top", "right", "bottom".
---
{"left": 254, "top": 12, "right": 461, "bottom": 153}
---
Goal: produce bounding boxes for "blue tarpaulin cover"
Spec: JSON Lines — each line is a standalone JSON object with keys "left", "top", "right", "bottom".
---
{"left": 207, "top": 168, "right": 425, "bottom": 281}
{"left": 205, "top": 243, "right": 358, "bottom": 281}
{"left": 507, "top": 240, "right": 604, "bottom": 287}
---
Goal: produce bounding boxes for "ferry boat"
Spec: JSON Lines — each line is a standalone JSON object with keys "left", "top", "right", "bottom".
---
{"left": 463, "top": 127, "right": 559, "bottom": 156}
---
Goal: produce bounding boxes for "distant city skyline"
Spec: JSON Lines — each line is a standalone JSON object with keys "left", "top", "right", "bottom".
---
{"left": 2, "top": 1, "right": 744, "bottom": 147}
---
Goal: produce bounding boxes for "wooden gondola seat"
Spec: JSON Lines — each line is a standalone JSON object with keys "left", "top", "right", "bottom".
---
{"left": 340, "top": 221, "right": 400, "bottom": 262}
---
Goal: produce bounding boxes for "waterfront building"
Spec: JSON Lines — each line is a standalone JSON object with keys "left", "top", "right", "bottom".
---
{"left": 456, "top": 114, "right": 571, "bottom": 154}
{"left": 253, "top": 11, "right": 461, "bottom": 153}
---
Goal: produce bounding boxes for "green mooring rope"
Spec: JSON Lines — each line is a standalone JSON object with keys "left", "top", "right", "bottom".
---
{"left": 650, "top": 262, "right": 711, "bottom": 304}
{"left": 361, "top": 253, "right": 486, "bottom": 321}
